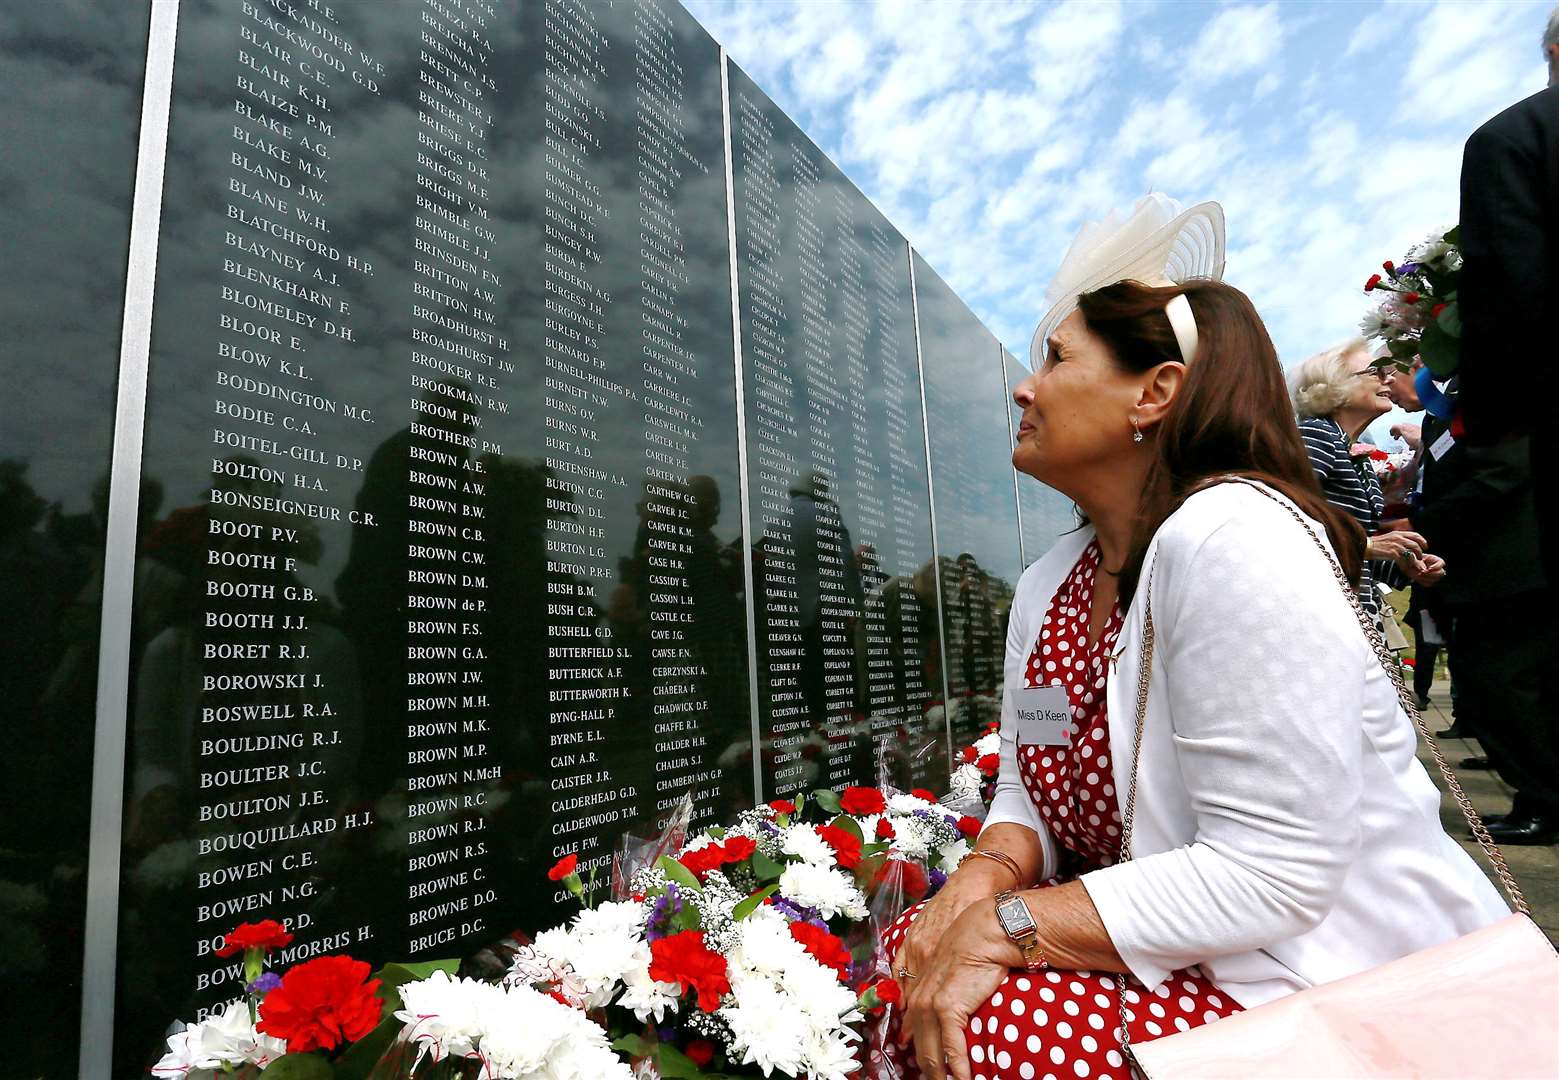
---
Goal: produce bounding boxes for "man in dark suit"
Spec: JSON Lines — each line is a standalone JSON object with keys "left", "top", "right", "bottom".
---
{"left": 1422, "top": 18, "right": 1559, "bottom": 844}
{"left": 1456, "top": 35, "right": 1558, "bottom": 578}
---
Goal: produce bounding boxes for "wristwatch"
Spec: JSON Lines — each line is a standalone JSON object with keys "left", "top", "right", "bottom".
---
{"left": 994, "top": 890, "right": 1048, "bottom": 972}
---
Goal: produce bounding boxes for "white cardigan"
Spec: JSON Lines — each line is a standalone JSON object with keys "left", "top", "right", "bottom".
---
{"left": 986, "top": 482, "right": 1508, "bottom": 1008}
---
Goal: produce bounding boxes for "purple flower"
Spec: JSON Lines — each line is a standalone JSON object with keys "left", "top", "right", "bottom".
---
{"left": 247, "top": 972, "right": 282, "bottom": 995}
{"left": 929, "top": 868, "right": 948, "bottom": 891}
{"left": 645, "top": 883, "right": 685, "bottom": 941}
{"left": 1396, "top": 262, "right": 1421, "bottom": 277}
{"left": 771, "top": 895, "right": 828, "bottom": 929}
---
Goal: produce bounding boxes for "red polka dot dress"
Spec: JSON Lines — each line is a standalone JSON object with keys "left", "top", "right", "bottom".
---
{"left": 881, "top": 541, "right": 1242, "bottom": 1080}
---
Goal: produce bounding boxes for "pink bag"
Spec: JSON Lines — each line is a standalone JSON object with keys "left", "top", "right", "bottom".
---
{"left": 1119, "top": 481, "right": 1559, "bottom": 1079}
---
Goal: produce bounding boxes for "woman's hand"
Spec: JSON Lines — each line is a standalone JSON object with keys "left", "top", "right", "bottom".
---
{"left": 900, "top": 895, "right": 1016, "bottom": 1080}
{"left": 1366, "top": 530, "right": 1428, "bottom": 563}
{"left": 893, "top": 860, "right": 1011, "bottom": 995}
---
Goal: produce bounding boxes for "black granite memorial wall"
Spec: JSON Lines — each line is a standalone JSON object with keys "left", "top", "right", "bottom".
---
{"left": 113, "top": 0, "right": 751, "bottom": 1067}
{"left": 727, "top": 62, "right": 941, "bottom": 801}
{"left": 1, "top": 1, "right": 1036, "bottom": 1069}
{"left": 0, "top": 4, "right": 153, "bottom": 1073}
{"left": 914, "top": 254, "right": 1023, "bottom": 755}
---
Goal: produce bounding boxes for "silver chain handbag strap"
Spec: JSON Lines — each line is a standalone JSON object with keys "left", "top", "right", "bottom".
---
{"left": 1113, "top": 478, "right": 1530, "bottom": 1065}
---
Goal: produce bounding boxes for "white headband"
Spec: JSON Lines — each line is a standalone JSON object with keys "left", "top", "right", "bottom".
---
{"left": 1164, "top": 293, "right": 1199, "bottom": 364}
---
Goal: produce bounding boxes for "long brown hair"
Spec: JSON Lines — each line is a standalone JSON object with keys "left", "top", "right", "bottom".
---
{"left": 1075, "top": 279, "right": 1365, "bottom": 600}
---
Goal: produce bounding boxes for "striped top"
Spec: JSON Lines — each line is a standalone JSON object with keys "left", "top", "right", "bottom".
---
{"left": 1299, "top": 416, "right": 1385, "bottom": 614}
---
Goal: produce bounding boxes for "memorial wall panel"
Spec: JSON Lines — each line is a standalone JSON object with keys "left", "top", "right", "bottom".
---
{"left": 0, "top": 5, "right": 152, "bottom": 1073}
{"left": 1003, "top": 347, "right": 1076, "bottom": 567}
{"left": 726, "top": 62, "right": 941, "bottom": 799}
{"left": 114, "top": 0, "right": 751, "bottom": 1067}
{"left": 914, "top": 254, "right": 1023, "bottom": 755}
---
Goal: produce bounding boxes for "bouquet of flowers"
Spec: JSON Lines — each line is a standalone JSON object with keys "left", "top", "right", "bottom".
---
{"left": 948, "top": 721, "right": 1000, "bottom": 815}
{"left": 1359, "top": 227, "right": 1463, "bottom": 376}
{"left": 507, "top": 786, "right": 977, "bottom": 1078}
{"left": 149, "top": 786, "right": 980, "bottom": 1079}
{"left": 152, "top": 917, "right": 629, "bottom": 1080}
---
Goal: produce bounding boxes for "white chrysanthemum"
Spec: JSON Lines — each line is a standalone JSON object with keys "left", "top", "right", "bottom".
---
{"left": 948, "top": 763, "right": 982, "bottom": 800}
{"left": 803, "top": 1027, "right": 865, "bottom": 1080}
{"left": 887, "top": 791, "right": 933, "bottom": 814}
{"left": 617, "top": 962, "right": 683, "bottom": 1023}
{"left": 974, "top": 730, "right": 1000, "bottom": 757}
{"left": 150, "top": 998, "right": 287, "bottom": 1078}
{"left": 550, "top": 900, "right": 650, "bottom": 1008}
{"left": 777, "top": 862, "right": 867, "bottom": 920}
{"left": 938, "top": 838, "right": 971, "bottom": 868}
{"left": 887, "top": 816, "right": 931, "bottom": 860}
{"left": 397, "top": 972, "right": 632, "bottom": 1080}
{"left": 680, "top": 831, "right": 721, "bottom": 853}
{"left": 779, "top": 822, "right": 835, "bottom": 866}
{"left": 721, "top": 973, "right": 809, "bottom": 1076}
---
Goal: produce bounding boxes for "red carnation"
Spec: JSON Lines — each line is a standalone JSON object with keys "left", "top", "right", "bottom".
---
{"left": 1365, "top": 274, "right": 1382, "bottom": 292}
{"left": 215, "top": 919, "right": 294, "bottom": 958}
{"left": 721, "top": 835, "right": 757, "bottom": 863}
{"left": 875, "top": 817, "right": 896, "bottom": 840}
{"left": 768, "top": 799, "right": 797, "bottom": 815}
{"left": 910, "top": 788, "right": 938, "bottom": 803}
{"left": 1403, "top": 291, "right": 1421, "bottom": 304}
{"left": 1382, "top": 260, "right": 1395, "bottom": 273}
{"left": 977, "top": 753, "right": 1000, "bottom": 776}
{"left": 256, "top": 955, "right": 382, "bottom": 1052}
{"left": 875, "top": 977, "right": 903, "bottom": 1005}
{"left": 789, "top": 921, "right": 851, "bottom": 979}
{"left": 548, "top": 853, "right": 579, "bottom": 881}
{"left": 840, "top": 786, "right": 887, "bottom": 816}
{"left": 960, "top": 745, "right": 978, "bottom": 764}
{"left": 1368, "top": 448, "right": 1389, "bottom": 461}
{"left": 678, "top": 845, "right": 727, "bottom": 879}
{"left": 1432, "top": 303, "right": 1447, "bottom": 318}
{"left": 816, "top": 824, "right": 863, "bottom": 869}
{"left": 685, "top": 1040, "right": 716, "bottom": 1067}
{"left": 1402, "top": 656, "right": 1418, "bottom": 668}
{"left": 956, "top": 815, "right": 981, "bottom": 839}
{"left": 874, "top": 858, "right": 928, "bottom": 899}
{"left": 649, "top": 931, "right": 730, "bottom": 1012}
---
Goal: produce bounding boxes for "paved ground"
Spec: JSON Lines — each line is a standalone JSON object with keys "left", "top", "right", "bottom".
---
{"left": 1416, "top": 687, "right": 1559, "bottom": 941}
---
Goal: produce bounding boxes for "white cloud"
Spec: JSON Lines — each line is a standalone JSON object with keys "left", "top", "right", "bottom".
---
{"left": 1184, "top": 3, "right": 1285, "bottom": 83}
{"left": 687, "top": 0, "right": 1540, "bottom": 369}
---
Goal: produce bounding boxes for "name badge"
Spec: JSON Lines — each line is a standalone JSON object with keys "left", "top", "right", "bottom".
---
{"left": 1008, "top": 684, "right": 1072, "bottom": 746}
{"left": 1429, "top": 429, "right": 1456, "bottom": 461}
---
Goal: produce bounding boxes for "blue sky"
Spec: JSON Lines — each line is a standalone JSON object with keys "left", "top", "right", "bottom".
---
{"left": 685, "top": 0, "right": 1547, "bottom": 401}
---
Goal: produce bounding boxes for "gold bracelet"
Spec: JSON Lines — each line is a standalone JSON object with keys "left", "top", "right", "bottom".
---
{"left": 962, "top": 848, "right": 1022, "bottom": 886}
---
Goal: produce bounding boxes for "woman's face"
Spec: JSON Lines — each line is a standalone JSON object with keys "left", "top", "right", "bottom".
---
{"left": 1340, "top": 350, "right": 1394, "bottom": 419}
{"left": 1011, "top": 309, "right": 1148, "bottom": 489}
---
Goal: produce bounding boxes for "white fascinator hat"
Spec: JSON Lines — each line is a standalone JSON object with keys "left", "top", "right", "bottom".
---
{"left": 1028, "top": 194, "right": 1226, "bottom": 369}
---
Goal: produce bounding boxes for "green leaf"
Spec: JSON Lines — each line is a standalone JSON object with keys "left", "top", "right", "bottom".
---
{"left": 1436, "top": 300, "right": 1462, "bottom": 337}
{"left": 829, "top": 814, "right": 863, "bottom": 842}
{"left": 259, "top": 1053, "right": 335, "bottom": 1080}
{"left": 332, "top": 1015, "right": 409, "bottom": 1080}
{"left": 860, "top": 841, "right": 891, "bottom": 857}
{"left": 657, "top": 854, "right": 703, "bottom": 892}
{"left": 811, "top": 789, "right": 842, "bottom": 815}
{"left": 749, "top": 849, "right": 784, "bottom": 882}
{"left": 731, "top": 883, "right": 780, "bottom": 920}
{"left": 1419, "top": 319, "right": 1460, "bottom": 377}
{"left": 1442, "top": 224, "right": 1460, "bottom": 246}
{"left": 613, "top": 1033, "right": 656, "bottom": 1057}
{"left": 706, "top": 826, "right": 726, "bottom": 839}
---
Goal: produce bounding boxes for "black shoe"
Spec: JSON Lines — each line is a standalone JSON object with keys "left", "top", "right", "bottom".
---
{"left": 1478, "top": 813, "right": 1507, "bottom": 829}
{"left": 1485, "top": 815, "right": 1559, "bottom": 845}
{"left": 1434, "top": 722, "right": 1467, "bottom": 739}
{"left": 1416, "top": 695, "right": 1433, "bottom": 713}
{"left": 1458, "top": 756, "right": 1492, "bottom": 770}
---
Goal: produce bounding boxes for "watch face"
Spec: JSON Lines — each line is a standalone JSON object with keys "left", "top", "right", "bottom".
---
{"left": 999, "top": 897, "right": 1035, "bottom": 936}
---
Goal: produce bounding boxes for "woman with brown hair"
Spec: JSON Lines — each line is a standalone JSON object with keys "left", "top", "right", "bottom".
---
{"left": 884, "top": 197, "right": 1506, "bottom": 1080}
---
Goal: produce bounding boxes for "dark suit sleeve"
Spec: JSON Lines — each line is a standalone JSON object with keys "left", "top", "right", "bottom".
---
{"left": 1458, "top": 121, "right": 1548, "bottom": 445}
{"left": 1414, "top": 439, "right": 1533, "bottom": 550}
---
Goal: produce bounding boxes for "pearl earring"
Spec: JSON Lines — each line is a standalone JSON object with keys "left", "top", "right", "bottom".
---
{"left": 1130, "top": 415, "right": 1144, "bottom": 444}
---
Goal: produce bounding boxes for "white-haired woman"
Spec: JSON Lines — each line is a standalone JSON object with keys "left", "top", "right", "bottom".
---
{"left": 1288, "top": 340, "right": 1444, "bottom": 615}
